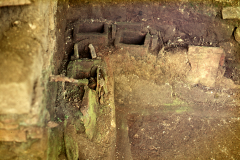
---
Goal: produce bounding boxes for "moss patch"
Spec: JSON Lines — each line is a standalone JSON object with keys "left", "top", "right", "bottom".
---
{"left": 64, "top": 135, "right": 79, "bottom": 160}
{"left": 82, "top": 88, "right": 98, "bottom": 140}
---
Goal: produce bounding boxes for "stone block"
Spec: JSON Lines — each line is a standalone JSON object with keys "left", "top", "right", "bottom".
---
{"left": 67, "top": 59, "right": 102, "bottom": 79}
{"left": 0, "top": 129, "right": 26, "bottom": 142}
{"left": 64, "top": 124, "right": 79, "bottom": 160}
{"left": 222, "top": 7, "right": 240, "bottom": 19}
{"left": 27, "top": 127, "right": 43, "bottom": 139}
{"left": 112, "top": 24, "right": 116, "bottom": 40}
{"left": 0, "top": 122, "right": 18, "bottom": 130}
{"left": 80, "top": 87, "right": 98, "bottom": 140}
{"left": 73, "top": 22, "right": 109, "bottom": 45}
{"left": 0, "top": 0, "right": 31, "bottom": 7}
{"left": 0, "top": 25, "right": 43, "bottom": 115}
{"left": 151, "top": 34, "right": 158, "bottom": 51}
{"left": 114, "top": 30, "right": 150, "bottom": 58}
{"left": 0, "top": 82, "right": 32, "bottom": 114}
{"left": 186, "top": 46, "right": 224, "bottom": 87}
{"left": 234, "top": 27, "right": 240, "bottom": 44}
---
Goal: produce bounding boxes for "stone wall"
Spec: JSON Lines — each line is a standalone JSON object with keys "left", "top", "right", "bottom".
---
{"left": 0, "top": 0, "right": 57, "bottom": 159}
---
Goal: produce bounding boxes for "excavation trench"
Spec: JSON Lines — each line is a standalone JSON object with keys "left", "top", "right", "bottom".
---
{"left": 47, "top": 1, "right": 240, "bottom": 160}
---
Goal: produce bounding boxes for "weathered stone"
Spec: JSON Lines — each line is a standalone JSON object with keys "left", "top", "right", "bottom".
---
{"left": 67, "top": 59, "right": 103, "bottom": 79}
{"left": 80, "top": 87, "right": 98, "bottom": 140}
{"left": 0, "top": 33, "right": 42, "bottom": 114}
{"left": 89, "top": 44, "right": 97, "bottom": 59}
{"left": 187, "top": 46, "right": 224, "bottom": 87}
{"left": 234, "top": 27, "right": 240, "bottom": 44}
{"left": 47, "top": 121, "right": 59, "bottom": 128}
{"left": 114, "top": 31, "right": 150, "bottom": 58}
{"left": 0, "top": 129, "right": 26, "bottom": 142}
{"left": 73, "top": 43, "right": 79, "bottom": 59}
{"left": 151, "top": 35, "right": 158, "bottom": 51}
{"left": 27, "top": 127, "right": 43, "bottom": 139}
{"left": 73, "top": 22, "right": 109, "bottom": 45}
{"left": 0, "top": 0, "right": 31, "bottom": 7}
{"left": 112, "top": 24, "right": 116, "bottom": 40}
{"left": 64, "top": 124, "right": 79, "bottom": 160}
{"left": 0, "top": 122, "right": 18, "bottom": 130}
{"left": 222, "top": 7, "right": 240, "bottom": 19}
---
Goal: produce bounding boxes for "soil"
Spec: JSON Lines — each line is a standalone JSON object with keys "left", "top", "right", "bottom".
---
{"left": 52, "top": 0, "right": 240, "bottom": 159}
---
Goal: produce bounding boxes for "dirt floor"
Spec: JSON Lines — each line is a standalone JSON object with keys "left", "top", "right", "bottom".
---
{"left": 107, "top": 51, "right": 240, "bottom": 159}
{"left": 51, "top": 0, "right": 240, "bottom": 159}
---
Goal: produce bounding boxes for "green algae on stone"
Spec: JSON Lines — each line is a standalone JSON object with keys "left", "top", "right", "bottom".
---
{"left": 67, "top": 59, "right": 103, "bottom": 78}
{"left": 47, "top": 128, "right": 64, "bottom": 160}
{"left": 175, "top": 106, "right": 190, "bottom": 113}
{"left": 81, "top": 87, "right": 98, "bottom": 140}
{"left": 164, "top": 98, "right": 186, "bottom": 106}
{"left": 64, "top": 135, "right": 79, "bottom": 160}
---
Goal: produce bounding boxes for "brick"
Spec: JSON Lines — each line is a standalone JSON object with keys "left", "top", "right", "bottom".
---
{"left": 0, "top": 82, "right": 32, "bottom": 114}
{"left": 0, "top": 129, "right": 26, "bottom": 142}
{"left": 186, "top": 46, "right": 223, "bottom": 87}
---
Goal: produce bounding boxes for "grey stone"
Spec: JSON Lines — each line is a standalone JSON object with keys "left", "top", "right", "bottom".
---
{"left": 74, "top": 43, "right": 79, "bottom": 59}
{"left": 151, "top": 35, "right": 158, "bottom": 51}
{"left": 222, "top": 7, "right": 240, "bottom": 19}
{"left": 89, "top": 44, "right": 97, "bottom": 59}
